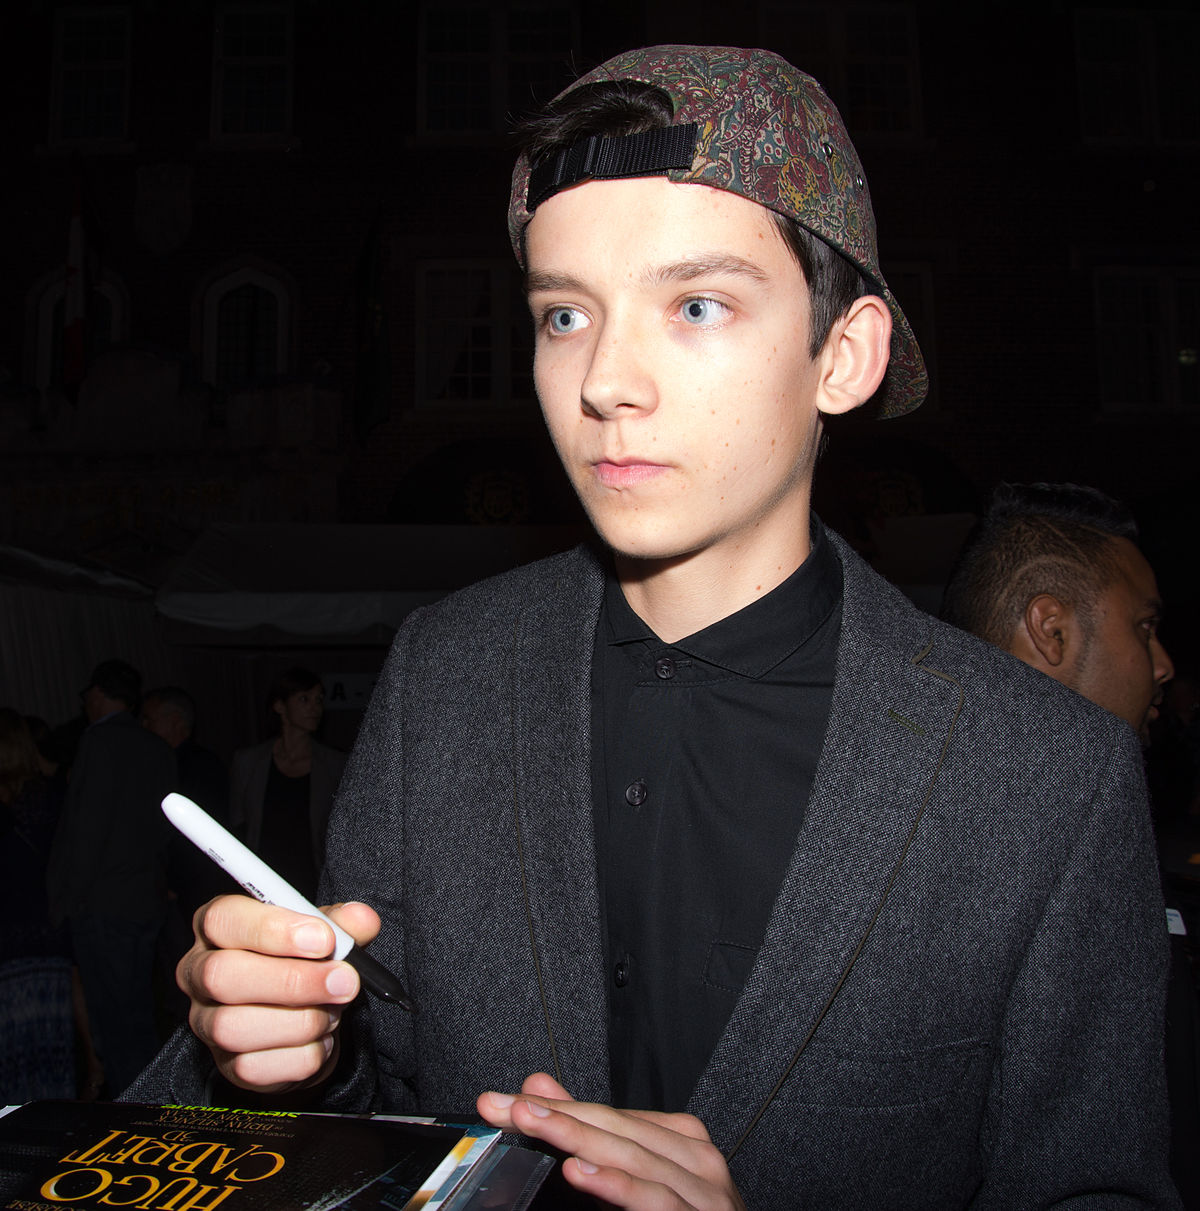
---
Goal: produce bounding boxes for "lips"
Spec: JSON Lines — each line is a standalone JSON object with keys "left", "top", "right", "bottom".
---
{"left": 593, "top": 458, "right": 669, "bottom": 489}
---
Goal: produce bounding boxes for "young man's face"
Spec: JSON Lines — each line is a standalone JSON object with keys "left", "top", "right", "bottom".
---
{"left": 525, "top": 176, "right": 831, "bottom": 581}
{"left": 1071, "top": 537, "right": 1174, "bottom": 743}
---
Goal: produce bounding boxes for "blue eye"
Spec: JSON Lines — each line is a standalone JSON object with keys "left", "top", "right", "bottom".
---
{"left": 679, "top": 297, "right": 727, "bottom": 326}
{"left": 546, "top": 306, "right": 587, "bottom": 335}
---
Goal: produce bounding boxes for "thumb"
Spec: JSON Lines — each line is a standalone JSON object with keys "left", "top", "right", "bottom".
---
{"left": 521, "top": 1071, "right": 574, "bottom": 1101}
{"left": 322, "top": 900, "right": 381, "bottom": 948}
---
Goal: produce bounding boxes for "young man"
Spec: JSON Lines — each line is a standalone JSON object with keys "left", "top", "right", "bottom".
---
{"left": 129, "top": 48, "right": 1178, "bottom": 1208}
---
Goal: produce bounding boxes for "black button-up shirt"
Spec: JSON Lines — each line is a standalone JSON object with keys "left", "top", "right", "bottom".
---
{"left": 591, "top": 520, "right": 843, "bottom": 1112}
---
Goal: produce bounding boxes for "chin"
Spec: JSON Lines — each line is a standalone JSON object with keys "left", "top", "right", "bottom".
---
{"left": 586, "top": 515, "right": 688, "bottom": 563}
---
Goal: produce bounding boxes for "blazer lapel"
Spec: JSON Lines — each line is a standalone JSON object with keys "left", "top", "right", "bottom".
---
{"left": 507, "top": 547, "right": 612, "bottom": 1103}
{"left": 695, "top": 541, "right": 966, "bottom": 1154}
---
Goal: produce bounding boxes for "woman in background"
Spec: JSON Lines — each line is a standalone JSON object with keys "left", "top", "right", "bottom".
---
{"left": 229, "top": 667, "right": 345, "bottom": 901}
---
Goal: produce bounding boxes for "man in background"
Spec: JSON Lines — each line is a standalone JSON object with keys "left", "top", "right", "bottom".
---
{"left": 47, "top": 658, "right": 175, "bottom": 1097}
{"left": 941, "top": 481, "right": 1173, "bottom": 743}
{"left": 943, "top": 481, "right": 1196, "bottom": 1204}
{"left": 141, "top": 685, "right": 231, "bottom": 916}
{"left": 141, "top": 685, "right": 234, "bottom": 1033}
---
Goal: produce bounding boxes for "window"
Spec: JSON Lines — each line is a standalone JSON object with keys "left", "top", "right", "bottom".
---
{"left": 1094, "top": 268, "right": 1200, "bottom": 411}
{"left": 201, "top": 266, "right": 290, "bottom": 387}
{"left": 418, "top": 3, "right": 578, "bottom": 137}
{"left": 211, "top": 3, "right": 293, "bottom": 141}
{"left": 30, "top": 271, "right": 127, "bottom": 392}
{"left": 1076, "top": 8, "right": 1200, "bottom": 145}
{"left": 50, "top": 6, "right": 131, "bottom": 146}
{"left": 761, "top": 4, "right": 922, "bottom": 137}
{"left": 416, "top": 262, "right": 534, "bottom": 406}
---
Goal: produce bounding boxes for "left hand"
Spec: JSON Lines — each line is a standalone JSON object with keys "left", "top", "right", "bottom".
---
{"left": 477, "top": 1073, "right": 746, "bottom": 1210}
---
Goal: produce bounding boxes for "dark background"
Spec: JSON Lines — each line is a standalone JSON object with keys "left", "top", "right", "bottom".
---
{"left": 1, "top": 0, "right": 1197, "bottom": 755}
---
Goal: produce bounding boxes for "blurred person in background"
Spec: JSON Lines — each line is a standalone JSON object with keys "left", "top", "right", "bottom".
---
{"left": 229, "top": 667, "right": 344, "bottom": 902}
{"left": 141, "top": 685, "right": 233, "bottom": 1034}
{"left": 46, "top": 659, "right": 176, "bottom": 1097}
{"left": 0, "top": 708, "right": 76, "bottom": 1099}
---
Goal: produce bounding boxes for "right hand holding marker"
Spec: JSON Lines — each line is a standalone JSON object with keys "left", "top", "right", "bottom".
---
{"left": 178, "top": 895, "right": 380, "bottom": 1093}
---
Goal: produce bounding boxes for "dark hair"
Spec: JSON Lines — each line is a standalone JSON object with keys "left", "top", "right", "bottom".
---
{"left": 87, "top": 658, "right": 142, "bottom": 711}
{"left": 143, "top": 686, "right": 196, "bottom": 733}
{"left": 941, "top": 482, "right": 1140, "bottom": 647}
{"left": 516, "top": 80, "right": 868, "bottom": 358}
{"left": 267, "top": 666, "right": 322, "bottom": 711}
{"left": 0, "top": 709, "right": 42, "bottom": 803}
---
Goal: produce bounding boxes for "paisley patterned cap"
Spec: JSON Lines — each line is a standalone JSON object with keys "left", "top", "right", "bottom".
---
{"left": 509, "top": 45, "right": 927, "bottom": 417}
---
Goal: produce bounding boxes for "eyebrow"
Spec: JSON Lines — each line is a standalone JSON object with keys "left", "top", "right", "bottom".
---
{"left": 525, "top": 253, "right": 771, "bottom": 296}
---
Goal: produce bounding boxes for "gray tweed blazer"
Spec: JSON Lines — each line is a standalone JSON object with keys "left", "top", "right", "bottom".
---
{"left": 126, "top": 533, "right": 1179, "bottom": 1209}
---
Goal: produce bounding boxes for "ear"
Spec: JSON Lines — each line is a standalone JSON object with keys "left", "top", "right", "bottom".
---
{"left": 816, "top": 294, "right": 892, "bottom": 417}
{"left": 1010, "top": 593, "right": 1081, "bottom": 675}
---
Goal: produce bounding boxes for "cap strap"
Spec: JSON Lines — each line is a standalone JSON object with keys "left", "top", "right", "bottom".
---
{"left": 527, "top": 123, "right": 698, "bottom": 211}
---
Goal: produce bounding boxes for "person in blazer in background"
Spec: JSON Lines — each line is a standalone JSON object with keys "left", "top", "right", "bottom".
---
{"left": 128, "top": 47, "right": 1179, "bottom": 1209}
{"left": 229, "top": 667, "right": 345, "bottom": 902}
{"left": 48, "top": 658, "right": 175, "bottom": 1098}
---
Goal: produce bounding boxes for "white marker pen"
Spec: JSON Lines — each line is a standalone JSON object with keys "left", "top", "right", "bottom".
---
{"left": 162, "top": 792, "right": 415, "bottom": 1012}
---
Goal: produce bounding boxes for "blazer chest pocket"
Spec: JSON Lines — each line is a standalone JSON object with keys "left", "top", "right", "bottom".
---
{"left": 792, "top": 1039, "right": 992, "bottom": 1110}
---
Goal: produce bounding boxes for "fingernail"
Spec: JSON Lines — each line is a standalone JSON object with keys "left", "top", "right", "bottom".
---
{"left": 327, "top": 1009, "right": 342, "bottom": 1031}
{"left": 325, "top": 966, "right": 357, "bottom": 998}
{"left": 525, "top": 1100, "right": 550, "bottom": 1118}
{"left": 295, "top": 922, "right": 328, "bottom": 955}
{"left": 576, "top": 1159, "right": 598, "bottom": 1175}
{"left": 321, "top": 1035, "right": 335, "bottom": 1057}
{"left": 488, "top": 1093, "right": 514, "bottom": 1109}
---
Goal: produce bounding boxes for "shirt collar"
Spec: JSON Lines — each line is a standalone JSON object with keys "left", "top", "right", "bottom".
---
{"left": 602, "top": 517, "right": 843, "bottom": 678}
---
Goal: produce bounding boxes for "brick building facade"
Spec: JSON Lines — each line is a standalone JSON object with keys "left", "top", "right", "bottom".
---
{"left": 1, "top": 1, "right": 1197, "bottom": 672}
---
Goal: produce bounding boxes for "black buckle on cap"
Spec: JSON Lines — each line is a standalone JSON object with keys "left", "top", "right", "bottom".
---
{"left": 527, "top": 123, "right": 698, "bottom": 211}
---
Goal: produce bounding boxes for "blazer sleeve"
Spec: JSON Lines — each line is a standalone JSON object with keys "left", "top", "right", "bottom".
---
{"left": 310, "top": 743, "right": 348, "bottom": 868}
{"left": 975, "top": 727, "right": 1179, "bottom": 1210}
{"left": 311, "top": 623, "right": 420, "bottom": 1114}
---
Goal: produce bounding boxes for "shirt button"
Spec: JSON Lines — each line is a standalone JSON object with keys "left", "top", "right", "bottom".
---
{"left": 625, "top": 780, "right": 648, "bottom": 807}
{"left": 654, "top": 656, "right": 676, "bottom": 680}
{"left": 613, "top": 959, "right": 630, "bottom": 988}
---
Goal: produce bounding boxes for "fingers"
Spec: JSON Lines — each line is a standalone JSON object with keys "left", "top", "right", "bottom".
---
{"left": 477, "top": 1089, "right": 741, "bottom": 1211}
{"left": 176, "top": 894, "right": 383, "bottom": 1096}
{"left": 193, "top": 895, "right": 380, "bottom": 958}
{"left": 520, "top": 1071, "right": 573, "bottom": 1100}
{"left": 194, "top": 1005, "right": 342, "bottom": 1093}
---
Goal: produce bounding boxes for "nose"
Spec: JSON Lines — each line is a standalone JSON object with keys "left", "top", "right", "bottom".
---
{"left": 579, "top": 311, "right": 657, "bottom": 420}
{"left": 1153, "top": 635, "right": 1175, "bottom": 687}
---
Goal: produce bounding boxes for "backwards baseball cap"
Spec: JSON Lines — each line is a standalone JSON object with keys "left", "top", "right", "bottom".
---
{"left": 509, "top": 45, "right": 927, "bottom": 418}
